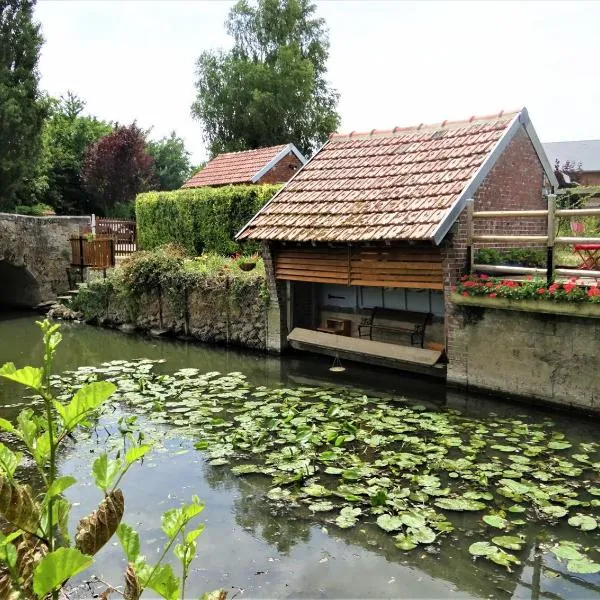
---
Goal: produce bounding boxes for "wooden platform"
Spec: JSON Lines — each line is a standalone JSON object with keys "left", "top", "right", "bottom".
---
{"left": 287, "top": 328, "right": 445, "bottom": 377}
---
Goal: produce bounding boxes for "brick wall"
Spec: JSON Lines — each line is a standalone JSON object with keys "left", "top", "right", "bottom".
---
{"left": 473, "top": 125, "right": 548, "bottom": 244}
{"left": 258, "top": 152, "right": 303, "bottom": 184}
{"left": 443, "top": 124, "right": 549, "bottom": 374}
{"left": 579, "top": 171, "right": 600, "bottom": 186}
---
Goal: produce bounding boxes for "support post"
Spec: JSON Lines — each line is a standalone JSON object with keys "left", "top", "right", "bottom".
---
{"left": 465, "top": 198, "right": 474, "bottom": 274}
{"left": 547, "top": 194, "right": 556, "bottom": 285}
{"left": 78, "top": 236, "right": 84, "bottom": 282}
{"left": 91, "top": 214, "right": 96, "bottom": 235}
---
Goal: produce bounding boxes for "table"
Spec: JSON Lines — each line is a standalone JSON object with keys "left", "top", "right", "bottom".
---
{"left": 573, "top": 244, "right": 600, "bottom": 270}
{"left": 316, "top": 318, "right": 352, "bottom": 336}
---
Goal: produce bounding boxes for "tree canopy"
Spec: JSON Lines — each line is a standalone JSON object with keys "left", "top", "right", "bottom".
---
{"left": 82, "top": 123, "right": 155, "bottom": 215}
{"left": 0, "top": 0, "right": 46, "bottom": 211}
{"left": 147, "top": 132, "right": 192, "bottom": 190}
{"left": 191, "top": 0, "right": 340, "bottom": 158}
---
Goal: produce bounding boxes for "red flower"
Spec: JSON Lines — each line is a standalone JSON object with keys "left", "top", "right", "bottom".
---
{"left": 564, "top": 283, "right": 576, "bottom": 293}
{"left": 527, "top": 275, "right": 533, "bottom": 280}
{"left": 462, "top": 291, "right": 469, "bottom": 297}
{"left": 489, "top": 293, "right": 497, "bottom": 298}
{"left": 486, "top": 281, "right": 494, "bottom": 288}
{"left": 537, "top": 288, "right": 546, "bottom": 294}
{"left": 460, "top": 275, "right": 468, "bottom": 281}
{"left": 464, "top": 280, "right": 476, "bottom": 288}
{"left": 480, "top": 273, "right": 489, "bottom": 279}
{"left": 588, "top": 287, "right": 600, "bottom": 297}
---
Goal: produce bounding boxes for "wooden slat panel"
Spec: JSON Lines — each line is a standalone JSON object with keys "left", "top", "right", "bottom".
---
{"left": 350, "top": 279, "right": 444, "bottom": 290}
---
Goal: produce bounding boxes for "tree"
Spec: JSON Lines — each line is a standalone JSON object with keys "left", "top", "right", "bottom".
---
{"left": 554, "top": 158, "right": 583, "bottom": 189}
{"left": 81, "top": 123, "right": 155, "bottom": 215}
{"left": 191, "top": 0, "right": 340, "bottom": 158}
{"left": 146, "top": 131, "right": 191, "bottom": 190}
{"left": 37, "top": 92, "right": 113, "bottom": 214}
{"left": 0, "top": 0, "right": 46, "bottom": 210}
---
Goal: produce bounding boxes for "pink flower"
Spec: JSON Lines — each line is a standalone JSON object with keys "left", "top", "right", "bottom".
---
{"left": 489, "top": 293, "right": 497, "bottom": 298}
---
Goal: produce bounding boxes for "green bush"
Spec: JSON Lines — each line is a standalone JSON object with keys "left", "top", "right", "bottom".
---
{"left": 135, "top": 184, "right": 280, "bottom": 255}
{"left": 475, "top": 247, "right": 546, "bottom": 268}
{"left": 14, "top": 202, "right": 55, "bottom": 216}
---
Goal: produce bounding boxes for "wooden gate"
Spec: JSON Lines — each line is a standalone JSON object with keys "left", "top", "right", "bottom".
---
{"left": 95, "top": 217, "right": 136, "bottom": 255}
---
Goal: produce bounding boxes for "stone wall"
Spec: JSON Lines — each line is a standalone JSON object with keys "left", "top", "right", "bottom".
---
{"left": 0, "top": 213, "right": 89, "bottom": 306}
{"left": 447, "top": 297, "right": 600, "bottom": 413}
{"left": 74, "top": 276, "right": 269, "bottom": 351}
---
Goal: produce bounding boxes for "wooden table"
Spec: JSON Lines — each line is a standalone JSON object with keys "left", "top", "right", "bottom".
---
{"left": 317, "top": 318, "right": 352, "bottom": 336}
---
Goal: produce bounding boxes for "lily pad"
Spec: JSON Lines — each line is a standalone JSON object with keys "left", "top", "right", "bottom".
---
{"left": 394, "top": 534, "right": 417, "bottom": 551}
{"left": 435, "top": 498, "right": 486, "bottom": 511}
{"left": 492, "top": 536, "right": 524, "bottom": 551}
{"left": 567, "top": 558, "right": 600, "bottom": 574}
{"left": 567, "top": 514, "right": 597, "bottom": 531}
{"left": 308, "top": 501, "right": 334, "bottom": 512}
{"left": 335, "top": 506, "right": 361, "bottom": 529}
{"left": 376, "top": 514, "right": 404, "bottom": 532}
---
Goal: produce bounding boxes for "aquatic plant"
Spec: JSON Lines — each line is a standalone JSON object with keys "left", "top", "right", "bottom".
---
{"left": 50, "top": 360, "right": 600, "bottom": 577}
{"left": 0, "top": 321, "right": 222, "bottom": 599}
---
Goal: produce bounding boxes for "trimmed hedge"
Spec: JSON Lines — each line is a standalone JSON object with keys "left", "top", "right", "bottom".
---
{"left": 135, "top": 184, "right": 280, "bottom": 255}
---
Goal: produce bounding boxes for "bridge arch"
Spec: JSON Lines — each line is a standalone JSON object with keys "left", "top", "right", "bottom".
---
{"left": 0, "top": 213, "right": 89, "bottom": 308}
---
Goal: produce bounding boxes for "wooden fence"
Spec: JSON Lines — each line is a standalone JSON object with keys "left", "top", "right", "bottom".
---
{"left": 94, "top": 216, "right": 136, "bottom": 256}
{"left": 467, "top": 194, "right": 600, "bottom": 283}
{"left": 70, "top": 236, "right": 115, "bottom": 270}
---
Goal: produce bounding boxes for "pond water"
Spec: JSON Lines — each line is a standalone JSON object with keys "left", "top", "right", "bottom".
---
{"left": 0, "top": 311, "right": 599, "bottom": 599}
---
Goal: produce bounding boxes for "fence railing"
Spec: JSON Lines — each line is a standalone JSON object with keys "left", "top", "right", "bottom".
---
{"left": 93, "top": 215, "right": 136, "bottom": 256}
{"left": 467, "top": 194, "right": 600, "bottom": 283}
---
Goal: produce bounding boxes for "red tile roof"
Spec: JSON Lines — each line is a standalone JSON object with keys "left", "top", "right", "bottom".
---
{"left": 182, "top": 144, "right": 291, "bottom": 188}
{"left": 237, "top": 111, "right": 522, "bottom": 243}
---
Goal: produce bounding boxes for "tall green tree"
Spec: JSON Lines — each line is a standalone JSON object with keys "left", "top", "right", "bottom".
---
{"left": 147, "top": 131, "right": 191, "bottom": 190}
{"left": 191, "top": 0, "right": 340, "bottom": 158}
{"left": 37, "top": 92, "right": 113, "bottom": 214}
{"left": 0, "top": 0, "right": 46, "bottom": 210}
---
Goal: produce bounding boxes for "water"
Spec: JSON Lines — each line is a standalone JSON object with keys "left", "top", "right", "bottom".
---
{"left": 0, "top": 311, "right": 598, "bottom": 599}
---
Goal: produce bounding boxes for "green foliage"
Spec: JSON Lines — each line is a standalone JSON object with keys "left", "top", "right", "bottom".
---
{"left": 0, "top": 320, "right": 216, "bottom": 600}
{"left": 474, "top": 247, "right": 546, "bottom": 268}
{"left": 136, "top": 184, "right": 279, "bottom": 255}
{"left": 0, "top": 0, "right": 46, "bottom": 211}
{"left": 191, "top": 0, "right": 340, "bottom": 157}
{"left": 13, "top": 202, "right": 55, "bottom": 215}
{"left": 147, "top": 131, "right": 192, "bottom": 191}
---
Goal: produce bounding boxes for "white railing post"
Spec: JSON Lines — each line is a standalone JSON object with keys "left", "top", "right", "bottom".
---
{"left": 466, "top": 198, "right": 474, "bottom": 274}
{"left": 91, "top": 213, "right": 96, "bottom": 235}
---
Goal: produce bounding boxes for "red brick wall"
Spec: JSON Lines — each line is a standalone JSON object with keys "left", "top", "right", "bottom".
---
{"left": 473, "top": 125, "right": 547, "bottom": 242}
{"left": 257, "top": 153, "right": 303, "bottom": 184}
{"left": 579, "top": 172, "right": 600, "bottom": 186}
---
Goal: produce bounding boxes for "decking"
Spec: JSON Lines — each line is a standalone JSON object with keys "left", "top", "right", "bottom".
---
{"left": 287, "top": 328, "right": 445, "bottom": 377}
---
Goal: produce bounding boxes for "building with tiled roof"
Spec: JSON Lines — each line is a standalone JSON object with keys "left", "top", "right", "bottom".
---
{"left": 237, "top": 108, "right": 557, "bottom": 374}
{"left": 182, "top": 143, "right": 307, "bottom": 189}
{"left": 543, "top": 139, "right": 600, "bottom": 186}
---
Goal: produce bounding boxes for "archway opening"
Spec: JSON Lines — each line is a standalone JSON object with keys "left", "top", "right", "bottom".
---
{"left": 0, "top": 262, "right": 42, "bottom": 308}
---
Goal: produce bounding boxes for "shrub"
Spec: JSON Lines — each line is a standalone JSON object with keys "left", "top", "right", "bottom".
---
{"left": 14, "top": 202, "right": 55, "bottom": 216}
{"left": 135, "top": 184, "right": 280, "bottom": 255}
{"left": 474, "top": 247, "right": 546, "bottom": 268}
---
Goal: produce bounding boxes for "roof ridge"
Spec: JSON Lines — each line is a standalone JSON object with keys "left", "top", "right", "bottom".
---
{"left": 213, "top": 144, "right": 288, "bottom": 158}
{"left": 329, "top": 109, "right": 522, "bottom": 142}
{"left": 544, "top": 139, "right": 600, "bottom": 145}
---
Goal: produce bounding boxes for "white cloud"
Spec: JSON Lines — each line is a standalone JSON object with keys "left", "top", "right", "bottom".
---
{"left": 35, "top": 0, "right": 600, "bottom": 163}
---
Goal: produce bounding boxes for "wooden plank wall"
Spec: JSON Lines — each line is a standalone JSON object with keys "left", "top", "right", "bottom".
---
{"left": 274, "top": 244, "right": 443, "bottom": 289}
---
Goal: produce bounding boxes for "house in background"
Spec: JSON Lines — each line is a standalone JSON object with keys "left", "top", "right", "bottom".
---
{"left": 182, "top": 143, "right": 307, "bottom": 188}
{"left": 237, "top": 108, "right": 557, "bottom": 376}
{"left": 543, "top": 139, "right": 600, "bottom": 186}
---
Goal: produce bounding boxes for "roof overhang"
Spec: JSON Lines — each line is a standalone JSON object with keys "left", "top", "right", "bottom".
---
{"left": 250, "top": 143, "right": 307, "bottom": 184}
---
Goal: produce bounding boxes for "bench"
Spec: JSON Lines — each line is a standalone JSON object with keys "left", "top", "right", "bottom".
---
{"left": 358, "top": 307, "right": 433, "bottom": 348}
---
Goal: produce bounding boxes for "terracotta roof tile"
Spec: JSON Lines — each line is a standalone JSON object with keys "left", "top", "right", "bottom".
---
{"left": 238, "top": 111, "right": 520, "bottom": 242}
{"left": 182, "top": 144, "right": 290, "bottom": 188}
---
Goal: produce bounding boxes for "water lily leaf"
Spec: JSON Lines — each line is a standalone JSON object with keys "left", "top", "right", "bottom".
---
{"left": 409, "top": 525, "right": 436, "bottom": 545}
{"left": 394, "top": 534, "right": 417, "bottom": 551}
{"left": 308, "top": 501, "right": 334, "bottom": 512}
{"left": 491, "top": 444, "right": 518, "bottom": 452}
{"left": 266, "top": 487, "right": 291, "bottom": 501}
{"left": 507, "top": 505, "right": 526, "bottom": 513}
{"left": 567, "top": 558, "right": 600, "bottom": 574}
{"left": 550, "top": 544, "right": 583, "bottom": 561}
{"left": 492, "top": 536, "right": 524, "bottom": 550}
{"left": 488, "top": 548, "right": 521, "bottom": 570}
{"left": 335, "top": 506, "right": 361, "bottom": 529}
{"left": 483, "top": 515, "right": 509, "bottom": 529}
{"left": 435, "top": 498, "right": 486, "bottom": 511}
{"left": 469, "top": 541, "right": 497, "bottom": 556}
{"left": 376, "top": 514, "right": 404, "bottom": 532}
{"left": 567, "top": 514, "right": 597, "bottom": 531}
{"left": 400, "top": 512, "right": 426, "bottom": 528}
{"left": 301, "top": 484, "right": 331, "bottom": 498}
{"left": 540, "top": 505, "right": 568, "bottom": 519}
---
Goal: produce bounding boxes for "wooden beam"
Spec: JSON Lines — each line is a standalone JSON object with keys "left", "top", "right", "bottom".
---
{"left": 555, "top": 268, "right": 600, "bottom": 278}
{"left": 472, "top": 210, "right": 548, "bottom": 218}
{"left": 472, "top": 264, "right": 547, "bottom": 275}
{"left": 556, "top": 208, "right": 600, "bottom": 217}
{"left": 472, "top": 235, "right": 548, "bottom": 243}
{"left": 555, "top": 236, "right": 600, "bottom": 245}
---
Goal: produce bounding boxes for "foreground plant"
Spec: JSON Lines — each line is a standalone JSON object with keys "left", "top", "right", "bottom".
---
{"left": 0, "top": 321, "right": 221, "bottom": 599}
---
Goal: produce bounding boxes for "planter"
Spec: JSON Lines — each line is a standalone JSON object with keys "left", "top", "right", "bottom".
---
{"left": 451, "top": 292, "right": 600, "bottom": 319}
{"left": 238, "top": 262, "right": 256, "bottom": 272}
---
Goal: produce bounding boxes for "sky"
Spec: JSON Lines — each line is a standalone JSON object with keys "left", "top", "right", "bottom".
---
{"left": 35, "top": 0, "right": 600, "bottom": 164}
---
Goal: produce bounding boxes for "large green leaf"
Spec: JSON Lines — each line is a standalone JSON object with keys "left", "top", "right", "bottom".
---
{"left": 0, "top": 443, "right": 21, "bottom": 479}
{"left": 161, "top": 498, "right": 205, "bottom": 539}
{"left": 33, "top": 547, "right": 93, "bottom": 598}
{"left": 146, "top": 562, "right": 179, "bottom": 600}
{"left": 567, "top": 558, "right": 600, "bottom": 574}
{"left": 125, "top": 445, "right": 151, "bottom": 465}
{"left": 92, "top": 453, "right": 122, "bottom": 492}
{"left": 435, "top": 498, "right": 486, "bottom": 511}
{"left": 0, "top": 363, "right": 43, "bottom": 391}
{"left": 117, "top": 523, "right": 141, "bottom": 562}
{"left": 45, "top": 476, "right": 77, "bottom": 503}
{"left": 483, "top": 514, "right": 509, "bottom": 529}
{"left": 53, "top": 381, "right": 116, "bottom": 431}
{"left": 376, "top": 514, "right": 404, "bottom": 532}
{"left": 567, "top": 514, "right": 597, "bottom": 531}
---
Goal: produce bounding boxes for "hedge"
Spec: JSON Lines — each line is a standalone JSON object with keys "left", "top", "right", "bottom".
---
{"left": 135, "top": 184, "right": 280, "bottom": 255}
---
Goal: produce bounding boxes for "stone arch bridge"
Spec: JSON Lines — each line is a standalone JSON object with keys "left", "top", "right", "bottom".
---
{"left": 0, "top": 213, "right": 89, "bottom": 307}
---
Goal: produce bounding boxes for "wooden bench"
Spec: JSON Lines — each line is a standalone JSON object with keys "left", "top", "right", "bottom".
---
{"left": 358, "top": 307, "right": 433, "bottom": 348}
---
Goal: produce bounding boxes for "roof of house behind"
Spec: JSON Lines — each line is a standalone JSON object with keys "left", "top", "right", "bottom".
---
{"left": 238, "top": 108, "right": 555, "bottom": 245}
{"left": 543, "top": 140, "right": 600, "bottom": 172}
{"left": 182, "top": 143, "right": 306, "bottom": 188}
